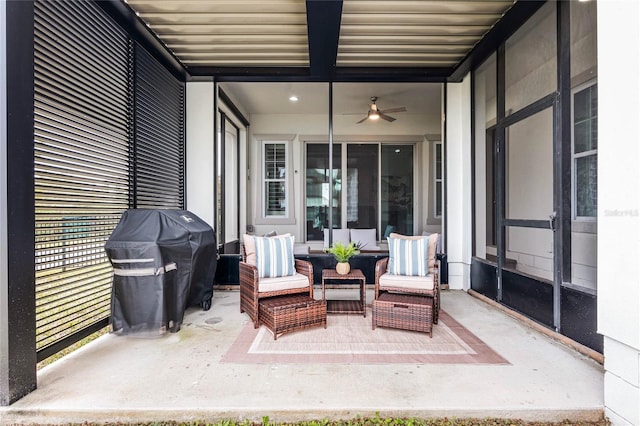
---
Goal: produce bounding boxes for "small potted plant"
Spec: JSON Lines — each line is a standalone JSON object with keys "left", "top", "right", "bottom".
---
{"left": 325, "top": 241, "right": 360, "bottom": 275}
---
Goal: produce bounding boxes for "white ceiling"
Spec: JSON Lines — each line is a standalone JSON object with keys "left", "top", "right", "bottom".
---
{"left": 220, "top": 82, "right": 442, "bottom": 117}
{"left": 123, "top": 0, "right": 514, "bottom": 121}
{"left": 337, "top": 0, "right": 515, "bottom": 67}
{"left": 124, "top": 0, "right": 515, "bottom": 71}
{"left": 125, "top": 0, "right": 310, "bottom": 67}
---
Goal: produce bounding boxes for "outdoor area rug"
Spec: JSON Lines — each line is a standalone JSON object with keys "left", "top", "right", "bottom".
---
{"left": 221, "top": 309, "right": 509, "bottom": 364}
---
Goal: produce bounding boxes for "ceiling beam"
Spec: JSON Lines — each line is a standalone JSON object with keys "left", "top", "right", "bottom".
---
{"left": 188, "top": 66, "right": 452, "bottom": 83}
{"left": 334, "top": 67, "right": 452, "bottom": 82}
{"left": 187, "top": 67, "right": 313, "bottom": 82}
{"left": 305, "top": 0, "right": 343, "bottom": 78}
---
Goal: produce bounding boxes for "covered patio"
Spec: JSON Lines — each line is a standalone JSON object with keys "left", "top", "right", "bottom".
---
{"left": 2, "top": 0, "right": 639, "bottom": 424}
{"left": 1, "top": 290, "right": 603, "bottom": 424}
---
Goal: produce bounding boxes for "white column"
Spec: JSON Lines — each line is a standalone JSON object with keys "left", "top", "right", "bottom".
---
{"left": 186, "top": 82, "right": 215, "bottom": 228}
{"left": 598, "top": 1, "right": 640, "bottom": 425}
{"left": 445, "top": 74, "right": 472, "bottom": 290}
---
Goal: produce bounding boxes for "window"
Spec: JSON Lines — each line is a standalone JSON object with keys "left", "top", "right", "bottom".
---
{"left": 263, "top": 142, "right": 288, "bottom": 217}
{"left": 305, "top": 142, "right": 414, "bottom": 241}
{"left": 434, "top": 142, "right": 443, "bottom": 218}
{"left": 573, "top": 83, "right": 597, "bottom": 219}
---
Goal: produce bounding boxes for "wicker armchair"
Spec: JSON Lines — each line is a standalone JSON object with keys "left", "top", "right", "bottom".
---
{"left": 239, "top": 242, "right": 314, "bottom": 328}
{"left": 374, "top": 234, "right": 440, "bottom": 324}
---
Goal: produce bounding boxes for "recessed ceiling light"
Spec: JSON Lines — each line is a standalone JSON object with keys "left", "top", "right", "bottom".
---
{"left": 289, "top": 95, "right": 299, "bottom": 102}
{"left": 395, "top": 149, "right": 401, "bottom": 153}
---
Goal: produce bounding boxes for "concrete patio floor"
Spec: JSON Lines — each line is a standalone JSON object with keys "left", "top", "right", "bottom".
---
{"left": 0, "top": 289, "right": 604, "bottom": 425}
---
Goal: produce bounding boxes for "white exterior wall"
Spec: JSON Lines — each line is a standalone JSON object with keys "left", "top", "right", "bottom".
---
{"left": 248, "top": 113, "right": 327, "bottom": 242}
{"left": 445, "top": 75, "right": 472, "bottom": 290}
{"left": 598, "top": 1, "right": 640, "bottom": 425}
{"left": 185, "top": 82, "right": 215, "bottom": 228}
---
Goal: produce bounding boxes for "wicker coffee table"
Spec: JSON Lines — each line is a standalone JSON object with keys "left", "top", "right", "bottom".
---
{"left": 321, "top": 268, "right": 366, "bottom": 317}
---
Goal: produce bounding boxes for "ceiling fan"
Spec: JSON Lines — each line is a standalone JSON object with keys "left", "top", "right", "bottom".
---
{"left": 356, "top": 96, "right": 407, "bottom": 124}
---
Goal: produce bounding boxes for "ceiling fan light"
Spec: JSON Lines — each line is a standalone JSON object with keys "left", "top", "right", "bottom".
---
{"left": 369, "top": 110, "right": 380, "bottom": 120}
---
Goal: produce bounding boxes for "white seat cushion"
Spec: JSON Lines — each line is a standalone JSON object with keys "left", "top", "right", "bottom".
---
{"left": 258, "top": 273, "right": 310, "bottom": 293}
{"left": 378, "top": 272, "right": 435, "bottom": 291}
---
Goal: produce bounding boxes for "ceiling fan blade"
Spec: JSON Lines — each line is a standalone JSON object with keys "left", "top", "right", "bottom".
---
{"left": 379, "top": 112, "right": 396, "bottom": 122}
{"left": 380, "top": 106, "right": 407, "bottom": 114}
{"left": 356, "top": 116, "right": 369, "bottom": 124}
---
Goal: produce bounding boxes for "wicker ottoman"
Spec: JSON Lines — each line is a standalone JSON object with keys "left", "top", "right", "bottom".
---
{"left": 372, "top": 292, "right": 433, "bottom": 337}
{"left": 259, "top": 295, "right": 327, "bottom": 340}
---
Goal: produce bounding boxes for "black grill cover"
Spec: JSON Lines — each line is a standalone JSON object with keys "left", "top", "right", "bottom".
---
{"left": 105, "top": 209, "right": 217, "bottom": 335}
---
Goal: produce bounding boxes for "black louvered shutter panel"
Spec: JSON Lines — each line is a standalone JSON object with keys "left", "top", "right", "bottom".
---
{"left": 134, "top": 44, "right": 185, "bottom": 208}
{"left": 34, "top": 0, "right": 130, "bottom": 358}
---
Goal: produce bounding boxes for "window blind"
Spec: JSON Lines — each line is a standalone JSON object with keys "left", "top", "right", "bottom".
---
{"left": 134, "top": 44, "right": 185, "bottom": 209}
{"left": 264, "top": 143, "right": 286, "bottom": 216}
{"left": 34, "top": 0, "right": 130, "bottom": 359}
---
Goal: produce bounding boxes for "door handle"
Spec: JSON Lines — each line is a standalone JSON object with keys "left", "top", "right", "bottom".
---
{"left": 549, "top": 211, "right": 557, "bottom": 230}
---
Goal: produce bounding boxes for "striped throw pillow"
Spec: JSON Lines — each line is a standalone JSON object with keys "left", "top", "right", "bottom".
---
{"left": 254, "top": 235, "right": 296, "bottom": 278}
{"left": 387, "top": 236, "right": 430, "bottom": 277}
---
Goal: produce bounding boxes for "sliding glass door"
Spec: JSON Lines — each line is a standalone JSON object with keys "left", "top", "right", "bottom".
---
{"left": 382, "top": 145, "right": 414, "bottom": 236}
{"left": 346, "top": 145, "right": 378, "bottom": 229}
{"left": 305, "top": 144, "right": 342, "bottom": 241}
{"left": 305, "top": 142, "right": 414, "bottom": 242}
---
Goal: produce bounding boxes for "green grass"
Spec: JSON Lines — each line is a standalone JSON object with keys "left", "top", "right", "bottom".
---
{"left": 19, "top": 414, "right": 610, "bottom": 426}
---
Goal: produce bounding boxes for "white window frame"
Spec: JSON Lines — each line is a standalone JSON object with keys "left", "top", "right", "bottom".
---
{"left": 263, "top": 141, "right": 288, "bottom": 218}
{"left": 571, "top": 80, "right": 597, "bottom": 221}
{"left": 254, "top": 135, "right": 295, "bottom": 225}
{"left": 434, "top": 141, "right": 443, "bottom": 219}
